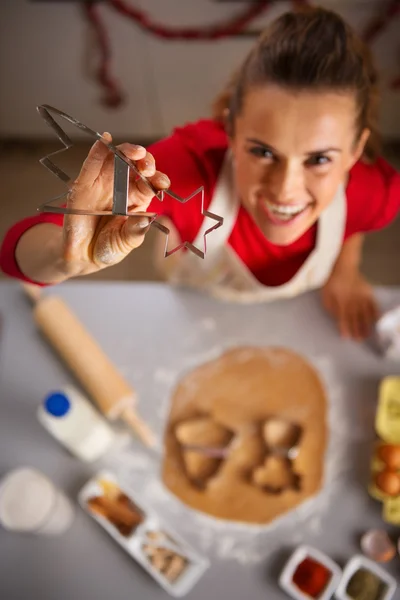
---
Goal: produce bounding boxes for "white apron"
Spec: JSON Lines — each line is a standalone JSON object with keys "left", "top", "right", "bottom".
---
{"left": 166, "top": 153, "right": 346, "bottom": 304}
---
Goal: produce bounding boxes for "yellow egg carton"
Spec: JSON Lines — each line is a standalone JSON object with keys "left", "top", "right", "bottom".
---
{"left": 368, "top": 376, "right": 400, "bottom": 525}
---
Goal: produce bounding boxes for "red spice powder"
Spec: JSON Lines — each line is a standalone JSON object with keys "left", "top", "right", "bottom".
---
{"left": 292, "top": 557, "right": 332, "bottom": 598}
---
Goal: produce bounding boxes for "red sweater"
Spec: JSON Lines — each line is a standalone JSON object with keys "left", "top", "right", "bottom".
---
{"left": 1, "top": 119, "right": 400, "bottom": 286}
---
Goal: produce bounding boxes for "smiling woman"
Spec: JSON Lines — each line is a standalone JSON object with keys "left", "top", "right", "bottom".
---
{"left": 1, "top": 5, "right": 400, "bottom": 341}
{"left": 213, "top": 6, "right": 379, "bottom": 249}
{"left": 229, "top": 87, "right": 366, "bottom": 247}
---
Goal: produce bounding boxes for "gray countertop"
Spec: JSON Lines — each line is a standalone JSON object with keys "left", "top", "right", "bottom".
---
{"left": 0, "top": 281, "right": 399, "bottom": 600}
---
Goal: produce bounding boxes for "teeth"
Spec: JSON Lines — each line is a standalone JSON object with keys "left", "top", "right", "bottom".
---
{"left": 272, "top": 212, "right": 293, "bottom": 221}
{"left": 265, "top": 201, "right": 306, "bottom": 216}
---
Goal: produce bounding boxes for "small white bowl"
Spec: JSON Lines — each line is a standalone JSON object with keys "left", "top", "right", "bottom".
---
{"left": 279, "top": 545, "right": 342, "bottom": 600}
{"left": 335, "top": 554, "right": 397, "bottom": 600}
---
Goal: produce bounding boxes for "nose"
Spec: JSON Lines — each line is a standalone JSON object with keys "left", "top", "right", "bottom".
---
{"left": 263, "top": 161, "right": 304, "bottom": 203}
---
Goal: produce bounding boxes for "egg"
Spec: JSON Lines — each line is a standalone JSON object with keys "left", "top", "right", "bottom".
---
{"left": 360, "top": 529, "right": 396, "bottom": 563}
{"left": 377, "top": 444, "right": 400, "bottom": 470}
{"left": 375, "top": 470, "right": 400, "bottom": 496}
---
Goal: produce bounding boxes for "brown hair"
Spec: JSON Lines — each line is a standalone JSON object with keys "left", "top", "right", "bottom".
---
{"left": 212, "top": 6, "right": 380, "bottom": 162}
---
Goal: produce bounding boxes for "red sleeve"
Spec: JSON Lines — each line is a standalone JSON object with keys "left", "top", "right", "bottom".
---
{"left": 345, "top": 157, "right": 400, "bottom": 239}
{"left": 0, "top": 212, "right": 63, "bottom": 285}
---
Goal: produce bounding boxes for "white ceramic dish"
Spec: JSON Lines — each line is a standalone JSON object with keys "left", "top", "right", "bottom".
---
{"left": 279, "top": 545, "right": 342, "bottom": 600}
{"left": 78, "top": 470, "right": 209, "bottom": 597}
{"left": 335, "top": 554, "right": 397, "bottom": 600}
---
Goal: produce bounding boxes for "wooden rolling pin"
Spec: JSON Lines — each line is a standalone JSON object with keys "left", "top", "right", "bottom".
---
{"left": 23, "top": 283, "right": 156, "bottom": 448}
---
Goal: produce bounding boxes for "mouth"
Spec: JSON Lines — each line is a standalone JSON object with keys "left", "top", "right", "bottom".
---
{"left": 260, "top": 199, "right": 312, "bottom": 226}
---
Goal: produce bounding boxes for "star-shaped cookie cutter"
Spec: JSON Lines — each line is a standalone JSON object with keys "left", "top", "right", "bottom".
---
{"left": 36, "top": 104, "right": 224, "bottom": 258}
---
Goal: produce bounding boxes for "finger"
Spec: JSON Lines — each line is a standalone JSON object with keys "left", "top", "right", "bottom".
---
{"left": 357, "top": 299, "right": 373, "bottom": 339}
{"left": 328, "top": 295, "right": 349, "bottom": 337}
{"left": 115, "top": 142, "right": 148, "bottom": 170}
{"left": 321, "top": 289, "right": 333, "bottom": 313}
{"left": 337, "top": 302, "right": 351, "bottom": 339}
{"left": 92, "top": 215, "right": 152, "bottom": 266}
{"left": 90, "top": 215, "right": 150, "bottom": 266}
{"left": 132, "top": 170, "right": 171, "bottom": 205}
{"left": 98, "top": 142, "right": 148, "bottom": 188}
{"left": 120, "top": 215, "right": 152, "bottom": 252}
{"left": 349, "top": 304, "right": 363, "bottom": 341}
{"left": 74, "top": 132, "right": 112, "bottom": 191}
{"left": 352, "top": 293, "right": 379, "bottom": 341}
{"left": 368, "top": 295, "right": 380, "bottom": 324}
{"left": 111, "top": 144, "right": 170, "bottom": 207}
{"left": 135, "top": 151, "right": 156, "bottom": 178}
{"left": 361, "top": 297, "right": 379, "bottom": 338}
{"left": 114, "top": 146, "right": 157, "bottom": 189}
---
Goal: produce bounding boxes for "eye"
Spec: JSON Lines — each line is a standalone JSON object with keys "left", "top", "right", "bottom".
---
{"left": 306, "top": 154, "right": 331, "bottom": 167}
{"left": 249, "top": 146, "right": 274, "bottom": 160}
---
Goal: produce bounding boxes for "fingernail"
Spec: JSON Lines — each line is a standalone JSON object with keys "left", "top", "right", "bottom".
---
{"left": 137, "top": 217, "right": 150, "bottom": 229}
{"left": 125, "top": 217, "right": 150, "bottom": 235}
{"left": 102, "top": 131, "right": 112, "bottom": 141}
{"left": 159, "top": 174, "right": 171, "bottom": 187}
{"left": 139, "top": 158, "right": 155, "bottom": 175}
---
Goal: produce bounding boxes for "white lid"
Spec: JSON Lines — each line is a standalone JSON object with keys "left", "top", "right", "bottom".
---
{"left": 0, "top": 467, "right": 56, "bottom": 532}
{"left": 42, "top": 390, "right": 72, "bottom": 418}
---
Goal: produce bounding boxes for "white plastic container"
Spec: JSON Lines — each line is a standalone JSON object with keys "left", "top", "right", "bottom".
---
{"left": 0, "top": 467, "right": 75, "bottom": 535}
{"left": 79, "top": 471, "right": 210, "bottom": 597}
{"left": 37, "top": 385, "right": 116, "bottom": 462}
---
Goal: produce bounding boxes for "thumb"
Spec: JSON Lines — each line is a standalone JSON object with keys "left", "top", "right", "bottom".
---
{"left": 122, "top": 216, "right": 152, "bottom": 250}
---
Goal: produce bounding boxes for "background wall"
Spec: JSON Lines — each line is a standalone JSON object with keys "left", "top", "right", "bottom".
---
{"left": 0, "top": 0, "right": 399, "bottom": 141}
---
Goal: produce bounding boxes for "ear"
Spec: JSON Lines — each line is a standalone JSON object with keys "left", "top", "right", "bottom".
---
{"left": 349, "top": 128, "right": 370, "bottom": 167}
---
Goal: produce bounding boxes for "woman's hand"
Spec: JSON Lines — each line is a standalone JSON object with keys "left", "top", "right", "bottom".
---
{"left": 321, "top": 269, "right": 379, "bottom": 340}
{"left": 16, "top": 134, "right": 171, "bottom": 284}
{"left": 60, "top": 133, "right": 170, "bottom": 277}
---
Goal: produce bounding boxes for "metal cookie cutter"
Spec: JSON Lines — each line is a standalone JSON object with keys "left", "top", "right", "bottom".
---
{"left": 36, "top": 105, "right": 224, "bottom": 258}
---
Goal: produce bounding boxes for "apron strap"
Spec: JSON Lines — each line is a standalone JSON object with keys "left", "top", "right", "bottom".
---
{"left": 307, "top": 182, "right": 346, "bottom": 286}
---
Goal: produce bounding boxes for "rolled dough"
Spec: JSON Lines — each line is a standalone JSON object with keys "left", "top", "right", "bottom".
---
{"left": 161, "top": 347, "right": 327, "bottom": 524}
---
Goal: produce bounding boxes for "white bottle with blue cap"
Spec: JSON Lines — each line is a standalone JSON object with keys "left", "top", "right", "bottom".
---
{"left": 37, "top": 385, "right": 116, "bottom": 462}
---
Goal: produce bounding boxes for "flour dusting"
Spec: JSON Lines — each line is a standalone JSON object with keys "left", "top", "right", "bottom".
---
{"left": 201, "top": 318, "right": 216, "bottom": 331}
{"left": 100, "top": 349, "right": 352, "bottom": 565}
{"left": 154, "top": 368, "right": 177, "bottom": 386}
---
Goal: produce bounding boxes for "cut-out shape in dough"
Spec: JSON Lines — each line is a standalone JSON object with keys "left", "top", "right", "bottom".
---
{"left": 252, "top": 456, "right": 300, "bottom": 494}
{"left": 175, "top": 417, "right": 233, "bottom": 449}
{"left": 174, "top": 417, "right": 234, "bottom": 488}
{"left": 181, "top": 450, "right": 223, "bottom": 488}
{"left": 262, "top": 416, "right": 302, "bottom": 460}
{"left": 263, "top": 418, "right": 302, "bottom": 453}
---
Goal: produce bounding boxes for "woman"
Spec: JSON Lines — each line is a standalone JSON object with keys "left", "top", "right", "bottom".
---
{"left": 1, "top": 6, "right": 399, "bottom": 340}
